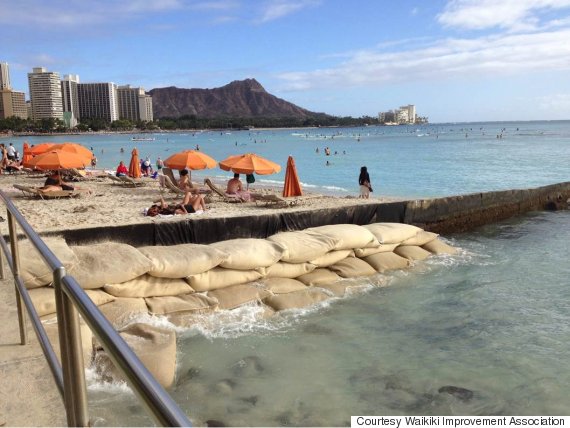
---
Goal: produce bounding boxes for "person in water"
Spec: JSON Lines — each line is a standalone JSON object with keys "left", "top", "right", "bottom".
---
{"left": 358, "top": 166, "right": 372, "bottom": 199}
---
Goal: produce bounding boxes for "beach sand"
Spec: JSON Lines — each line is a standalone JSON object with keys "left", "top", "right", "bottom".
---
{"left": 0, "top": 172, "right": 400, "bottom": 235}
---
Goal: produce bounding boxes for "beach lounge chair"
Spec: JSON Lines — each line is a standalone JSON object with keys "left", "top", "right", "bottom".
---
{"left": 107, "top": 173, "right": 124, "bottom": 185}
{"left": 159, "top": 174, "right": 185, "bottom": 196}
{"left": 13, "top": 184, "right": 87, "bottom": 200}
{"left": 119, "top": 176, "right": 147, "bottom": 187}
{"left": 162, "top": 167, "right": 177, "bottom": 185}
{"left": 251, "top": 192, "right": 290, "bottom": 207}
{"left": 204, "top": 178, "right": 243, "bottom": 203}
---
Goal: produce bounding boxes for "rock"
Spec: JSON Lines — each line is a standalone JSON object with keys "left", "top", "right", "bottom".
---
{"left": 438, "top": 385, "right": 474, "bottom": 401}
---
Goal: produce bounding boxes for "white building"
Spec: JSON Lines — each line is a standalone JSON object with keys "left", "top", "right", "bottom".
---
{"left": 77, "top": 82, "right": 119, "bottom": 122}
{"left": 61, "top": 74, "right": 80, "bottom": 127}
{"left": 0, "top": 62, "right": 11, "bottom": 90}
{"left": 117, "top": 85, "right": 153, "bottom": 122}
{"left": 28, "top": 67, "right": 63, "bottom": 121}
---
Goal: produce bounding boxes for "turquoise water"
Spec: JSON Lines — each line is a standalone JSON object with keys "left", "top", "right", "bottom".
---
{"left": 9, "top": 122, "right": 570, "bottom": 424}
{"left": 7, "top": 120, "right": 570, "bottom": 198}
{"left": 88, "top": 211, "right": 570, "bottom": 426}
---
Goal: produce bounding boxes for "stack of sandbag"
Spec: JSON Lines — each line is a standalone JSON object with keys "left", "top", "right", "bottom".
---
{"left": 20, "top": 223, "right": 458, "bottom": 388}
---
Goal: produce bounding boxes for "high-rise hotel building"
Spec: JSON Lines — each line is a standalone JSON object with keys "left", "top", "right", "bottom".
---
{"left": 61, "top": 74, "right": 80, "bottom": 127}
{"left": 0, "top": 62, "right": 27, "bottom": 119}
{"left": 0, "top": 62, "right": 11, "bottom": 90}
{"left": 117, "top": 85, "right": 153, "bottom": 122}
{"left": 77, "top": 82, "right": 119, "bottom": 122}
{"left": 28, "top": 67, "right": 63, "bottom": 120}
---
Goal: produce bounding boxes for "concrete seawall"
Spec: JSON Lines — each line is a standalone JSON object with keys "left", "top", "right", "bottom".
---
{"left": 44, "top": 181, "right": 570, "bottom": 246}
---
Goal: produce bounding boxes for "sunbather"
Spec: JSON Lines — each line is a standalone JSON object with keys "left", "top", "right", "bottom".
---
{"left": 145, "top": 191, "right": 207, "bottom": 217}
{"left": 44, "top": 171, "right": 75, "bottom": 191}
{"left": 226, "top": 173, "right": 252, "bottom": 202}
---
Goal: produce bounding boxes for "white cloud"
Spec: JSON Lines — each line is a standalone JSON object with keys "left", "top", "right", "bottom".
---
{"left": 437, "top": 0, "right": 570, "bottom": 31}
{"left": 257, "top": 0, "right": 320, "bottom": 23}
{"left": 536, "top": 93, "right": 570, "bottom": 110}
{"left": 277, "top": 29, "right": 570, "bottom": 91}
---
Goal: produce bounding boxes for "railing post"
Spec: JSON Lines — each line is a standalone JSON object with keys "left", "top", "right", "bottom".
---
{"left": 53, "top": 267, "right": 90, "bottom": 427}
{"left": 7, "top": 212, "right": 27, "bottom": 345}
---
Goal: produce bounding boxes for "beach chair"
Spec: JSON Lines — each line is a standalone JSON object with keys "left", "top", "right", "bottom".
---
{"left": 13, "top": 184, "right": 86, "bottom": 200}
{"left": 159, "top": 174, "right": 185, "bottom": 196}
{"left": 119, "top": 176, "right": 147, "bottom": 187}
{"left": 107, "top": 173, "right": 124, "bottom": 185}
{"left": 162, "top": 167, "right": 178, "bottom": 185}
{"left": 204, "top": 178, "right": 243, "bottom": 203}
{"left": 251, "top": 192, "right": 290, "bottom": 207}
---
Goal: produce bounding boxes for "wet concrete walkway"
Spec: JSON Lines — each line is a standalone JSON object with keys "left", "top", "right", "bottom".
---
{"left": 0, "top": 276, "right": 65, "bottom": 427}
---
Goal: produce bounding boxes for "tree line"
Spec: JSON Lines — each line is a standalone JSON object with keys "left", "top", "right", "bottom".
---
{"left": 0, "top": 114, "right": 380, "bottom": 134}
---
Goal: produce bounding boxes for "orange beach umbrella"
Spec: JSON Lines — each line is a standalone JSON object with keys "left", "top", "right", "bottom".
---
{"left": 29, "top": 143, "right": 56, "bottom": 156}
{"left": 27, "top": 150, "right": 89, "bottom": 170}
{"left": 164, "top": 150, "right": 217, "bottom": 170}
{"left": 129, "top": 148, "right": 141, "bottom": 178}
{"left": 283, "top": 155, "right": 303, "bottom": 197}
{"left": 50, "top": 143, "right": 93, "bottom": 163}
{"left": 219, "top": 153, "right": 281, "bottom": 175}
{"left": 22, "top": 142, "right": 33, "bottom": 167}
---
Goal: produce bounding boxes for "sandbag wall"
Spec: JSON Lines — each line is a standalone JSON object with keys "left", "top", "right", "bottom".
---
{"left": 21, "top": 223, "right": 458, "bottom": 388}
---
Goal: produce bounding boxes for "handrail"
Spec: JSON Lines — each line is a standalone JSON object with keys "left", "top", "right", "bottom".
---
{"left": 0, "top": 189, "right": 191, "bottom": 427}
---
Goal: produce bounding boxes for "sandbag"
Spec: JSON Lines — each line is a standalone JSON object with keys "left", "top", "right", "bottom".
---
{"left": 186, "top": 267, "right": 263, "bottom": 292}
{"left": 29, "top": 287, "right": 115, "bottom": 317}
{"left": 296, "top": 268, "right": 342, "bottom": 286}
{"left": 363, "top": 223, "right": 422, "bottom": 244}
{"left": 42, "top": 315, "right": 94, "bottom": 368}
{"left": 363, "top": 252, "right": 411, "bottom": 272}
{"left": 145, "top": 293, "right": 219, "bottom": 315}
{"left": 267, "top": 230, "right": 340, "bottom": 263}
{"left": 96, "top": 323, "right": 177, "bottom": 388}
{"left": 210, "top": 238, "right": 286, "bottom": 270}
{"left": 328, "top": 257, "right": 376, "bottom": 278}
{"left": 207, "top": 284, "right": 271, "bottom": 310}
{"left": 263, "top": 288, "right": 331, "bottom": 311}
{"left": 307, "top": 224, "right": 380, "bottom": 250}
{"left": 313, "top": 282, "right": 360, "bottom": 298}
{"left": 258, "top": 262, "right": 316, "bottom": 278}
{"left": 401, "top": 231, "right": 439, "bottom": 246}
{"left": 394, "top": 245, "right": 432, "bottom": 261}
{"left": 422, "top": 238, "right": 458, "bottom": 255}
{"left": 104, "top": 275, "right": 193, "bottom": 298}
{"left": 98, "top": 297, "right": 149, "bottom": 329}
{"left": 309, "top": 250, "right": 354, "bottom": 268}
{"left": 70, "top": 243, "right": 152, "bottom": 289}
{"left": 354, "top": 243, "right": 399, "bottom": 258}
{"left": 138, "top": 244, "right": 229, "bottom": 278}
{"left": 261, "top": 277, "right": 307, "bottom": 294}
{"left": 19, "top": 238, "right": 78, "bottom": 289}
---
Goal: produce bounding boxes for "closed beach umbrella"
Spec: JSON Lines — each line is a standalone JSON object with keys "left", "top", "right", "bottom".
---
{"left": 164, "top": 150, "right": 217, "bottom": 170}
{"left": 27, "top": 150, "right": 89, "bottom": 170}
{"left": 129, "top": 148, "right": 141, "bottom": 178}
{"left": 22, "top": 142, "right": 33, "bottom": 167}
{"left": 282, "top": 155, "right": 303, "bottom": 197}
{"left": 29, "top": 142, "right": 56, "bottom": 156}
{"left": 50, "top": 143, "right": 93, "bottom": 163}
{"left": 219, "top": 153, "right": 281, "bottom": 175}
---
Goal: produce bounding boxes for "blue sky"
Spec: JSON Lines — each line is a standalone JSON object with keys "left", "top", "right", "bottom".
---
{"left": 2, "top": 0, "right": 570, "bottom": 122}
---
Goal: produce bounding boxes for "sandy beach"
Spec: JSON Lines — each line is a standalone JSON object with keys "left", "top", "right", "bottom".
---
{"left": 0, "top": 172, "right": 399, "bottom": 235}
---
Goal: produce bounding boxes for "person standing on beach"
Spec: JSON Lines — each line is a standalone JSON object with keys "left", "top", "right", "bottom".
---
{"left": 358, "top": 166, "right": 372, "bottom": 199}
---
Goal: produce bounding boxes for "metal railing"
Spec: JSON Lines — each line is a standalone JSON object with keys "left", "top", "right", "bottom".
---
{"left": 0, "top": 189, "right": 191, "bottom": 427}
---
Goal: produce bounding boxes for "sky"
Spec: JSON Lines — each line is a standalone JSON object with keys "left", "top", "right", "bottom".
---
{"left": 2, "top": 0, "right": 570, "bottom": 122}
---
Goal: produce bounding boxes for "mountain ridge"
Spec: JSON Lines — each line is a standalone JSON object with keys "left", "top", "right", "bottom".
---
{"left": 148, "top": 79, "right": 329, "bottom": 120}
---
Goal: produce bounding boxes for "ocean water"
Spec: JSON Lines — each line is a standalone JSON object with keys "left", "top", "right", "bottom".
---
{"left": 7, "top": 122, "right": 570, "bottom": 424}
{"left": 7, "top": 120, "right": 570, "bottom": 198}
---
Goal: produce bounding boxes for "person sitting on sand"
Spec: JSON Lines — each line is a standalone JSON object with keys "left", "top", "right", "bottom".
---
{"left": 226, "top": 173, "right": 251, "bottom": 202}
{"left": 44, "top": 171, "right": 75, "bottom": 191}
{"left": 145, "top": 191, "right": 207, "bottom": 217}
{"left": 5, "top": 159, "right": 22, "bottom": 173}
{"left": 116, "top": 161, "right": 128, "bottom": 177}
